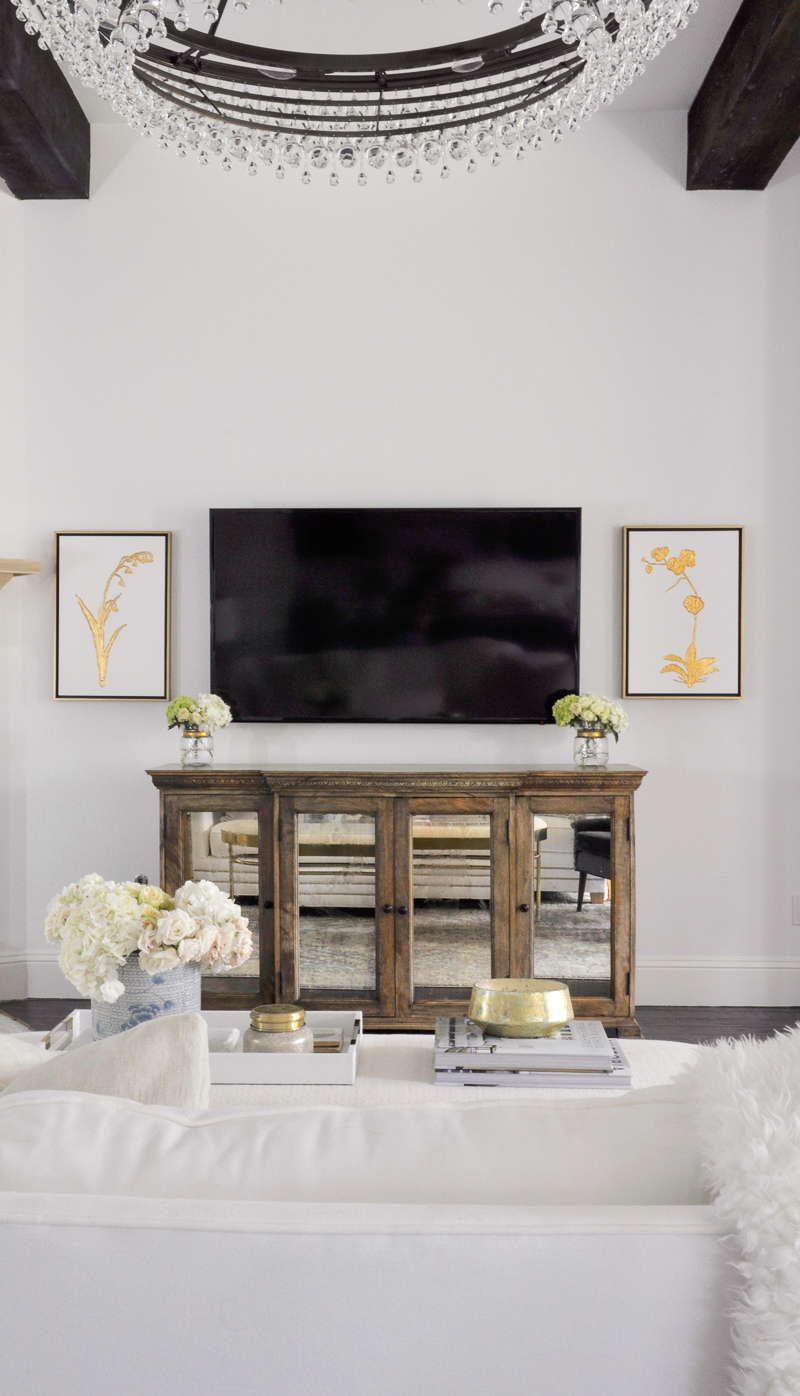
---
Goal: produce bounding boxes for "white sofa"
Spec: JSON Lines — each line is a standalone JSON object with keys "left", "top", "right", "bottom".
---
{"left": 1, "top": 1195, "right": 728, "bottom": 1396}
{"left": 0, "top": 1037, "right": 729, "bottom": 1396}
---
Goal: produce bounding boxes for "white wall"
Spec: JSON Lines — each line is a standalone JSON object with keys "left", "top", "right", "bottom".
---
{"left": 0, "top": 189, "right": 28, "bottom": 999}
{"left": 9, "top": 109, "right": 800, "bottom": 1003}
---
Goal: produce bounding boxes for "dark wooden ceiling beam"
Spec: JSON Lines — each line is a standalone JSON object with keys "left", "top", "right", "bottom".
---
{"left": 688, "top": 0, "right": 800, "bottom": 190}
{"left": 0, "top": 0, "right": 89, "bottom": 198}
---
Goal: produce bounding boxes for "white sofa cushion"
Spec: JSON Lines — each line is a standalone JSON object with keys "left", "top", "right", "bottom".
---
{"left": 0, "top": 1013, "right": 210, "bottom": 1109}
{"left": 0, "top": 1083, "right": 703, "bottom": 1206}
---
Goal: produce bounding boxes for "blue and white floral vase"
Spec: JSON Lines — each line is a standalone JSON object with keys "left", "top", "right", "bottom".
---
{"left": 91, "top": 954, "right": 202, "bottom": 1039}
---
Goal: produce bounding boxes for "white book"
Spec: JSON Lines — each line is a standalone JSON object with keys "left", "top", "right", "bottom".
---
{"left": 434, "top": 1017, "right": 615, "bottom": 1073}
{"left": 434, "top": 1042, "right": 632, "bottom": 1090}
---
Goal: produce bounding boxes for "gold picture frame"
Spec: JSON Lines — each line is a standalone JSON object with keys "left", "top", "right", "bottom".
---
{"left": 54, "top": 531, "right": 171, "bottom": 701}
{"left": 622, "top": 526, "right": 743, "bottom": 699}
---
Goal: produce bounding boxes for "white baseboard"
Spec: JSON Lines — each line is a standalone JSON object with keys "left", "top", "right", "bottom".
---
{"left": 0, "top": 952, "right": 28, "bottom": 1001}
{"left": 637, "top": 958, "right": 800, "bottom": 1007}
{"left": 15, "top": 953, "right": 800, "bottom": 1008}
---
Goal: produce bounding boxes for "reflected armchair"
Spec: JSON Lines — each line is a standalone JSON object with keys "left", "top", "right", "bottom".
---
{"left": 573, "top": 817, "right": 611, "bottom": 911}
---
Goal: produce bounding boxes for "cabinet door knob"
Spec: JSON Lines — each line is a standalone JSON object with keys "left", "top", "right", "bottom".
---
{"left": 381, "top": 903, "right": 393, "bottom": 914}
{"left": 263, "top": 899, "right": 274, "bottom": 910}
{"left": 518, "top": 903, "right": 530, "bottom": 913}
{"left": 397, "top": 905, "right": 408, "bottom": 915}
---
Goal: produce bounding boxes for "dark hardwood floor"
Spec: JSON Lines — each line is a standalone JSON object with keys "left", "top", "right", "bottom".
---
{"left": 2, "top": 998, "right": 88, "bottom": 1031}
{"left": 3, "top": 998, "right": 800, "bottom": 1043}
{"left": 636, "top": 1005, "right": 800, "bottom": 1043}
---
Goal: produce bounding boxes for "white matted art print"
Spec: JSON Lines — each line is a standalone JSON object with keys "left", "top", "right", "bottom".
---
{"left": 55, "top": 532, "right": 171, "bottom": 700}
{"left": 623, "top": 527, "right": 743, "bottom": 699}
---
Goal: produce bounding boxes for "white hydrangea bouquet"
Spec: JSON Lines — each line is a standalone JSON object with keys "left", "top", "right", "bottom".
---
{"left": 552, "top": 692, "right": 629, "bottom": 741}
{"left": 166, "top": 693, "right": 232, "bottom": 733}
{"left": 45, "top": 875, "right": 252, "bottom": 1002}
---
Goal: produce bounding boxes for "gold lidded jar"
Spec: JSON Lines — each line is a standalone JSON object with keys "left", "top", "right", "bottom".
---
{"left": 242, "top": 1003, "right": 314, "bottom": 1054}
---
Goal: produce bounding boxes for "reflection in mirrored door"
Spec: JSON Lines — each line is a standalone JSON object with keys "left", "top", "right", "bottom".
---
{"left": 531, "top": 810, "right": 611, "bottom": 988}
{"left": 183, "top": 810, "right": 261, "bottom": 991}
{"left": 412, "top": 813, "right": 492, "bottom": 990}
{"left": 297, "top": 813, "right": 377, "bottom": 993}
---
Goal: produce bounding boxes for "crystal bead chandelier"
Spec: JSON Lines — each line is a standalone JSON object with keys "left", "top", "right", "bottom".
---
{"left": 13, "top": 0, "right": 698, "bottom": 182}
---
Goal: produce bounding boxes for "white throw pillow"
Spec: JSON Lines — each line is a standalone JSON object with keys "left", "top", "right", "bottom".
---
{"left": 0, "top": 1012, "right": 210, "bottom": 1108}
{"left": 0, "top": 1034, "right": 49, "bottom": 1090}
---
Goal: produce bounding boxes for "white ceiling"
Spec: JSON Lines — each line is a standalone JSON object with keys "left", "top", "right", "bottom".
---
{"left": 60, "top": 0, "right": 743, "bottom": 124}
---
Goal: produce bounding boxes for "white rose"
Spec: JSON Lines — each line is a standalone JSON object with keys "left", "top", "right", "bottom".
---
{"left": 216, "top": 917, "right": 253, "bottom": 968}
{"left": 138, "top": 945, "right": 180, "bottom": 975}
{"left": 226, "top": 940, "right": 252, "bottom": 969}
{"left": 192, "top": 917, "right": 219, "bottom": 959}
{"left": 154, "top": 908, "right": 196, "bottom": 946}
{"left": 212, "top": 923, "right": 235, "bottom": 957}
{"left": 138, "top": 923, "right": 160, "bottom": 954}
{"left": 177, "top": 936, "right": 204, "bottom": 964}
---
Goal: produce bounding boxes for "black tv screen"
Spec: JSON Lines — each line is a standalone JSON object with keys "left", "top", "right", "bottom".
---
{"left": 210, "top": 508, "right": 580, "bottom": 723}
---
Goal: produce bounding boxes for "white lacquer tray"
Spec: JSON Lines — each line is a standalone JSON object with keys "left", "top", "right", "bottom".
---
{"left": 56, "top": 1009, "right": 363, "bottom": 1085}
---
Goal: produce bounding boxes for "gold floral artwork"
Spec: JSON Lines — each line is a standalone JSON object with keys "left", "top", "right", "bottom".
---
{"left": 641, "top": 546, "right": 719, "bottom": 688}
{"left": 76, "top": 552, "right": 153, "bottom": 688}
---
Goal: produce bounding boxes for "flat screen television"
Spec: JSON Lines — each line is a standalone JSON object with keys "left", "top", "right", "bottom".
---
{"left": 210, "top": 508, "right": 581, "bottom": 723}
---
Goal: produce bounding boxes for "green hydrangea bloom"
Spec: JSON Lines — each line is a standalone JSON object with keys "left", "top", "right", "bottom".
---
{"left": 166, "top": 695, "right": 199, "bottom": 729}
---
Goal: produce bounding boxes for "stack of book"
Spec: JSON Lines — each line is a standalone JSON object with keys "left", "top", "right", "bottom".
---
{"left": 434, "top": 1017, "right": 632, "bottom": 1089}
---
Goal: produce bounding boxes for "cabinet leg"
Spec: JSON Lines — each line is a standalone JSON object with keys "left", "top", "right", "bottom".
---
{"left": 606, "top": 1018, "right": 642, "bottom": 1038}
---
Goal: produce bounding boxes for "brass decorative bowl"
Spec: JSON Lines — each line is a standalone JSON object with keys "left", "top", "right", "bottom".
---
{"left": 468, "top": 979, "right": 574, "bottom": 1038}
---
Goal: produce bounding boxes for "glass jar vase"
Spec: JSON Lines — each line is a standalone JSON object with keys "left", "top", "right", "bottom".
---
{"left": 180, "top": 728, "right": 213, "bottom": 768}
{"left": 573, "top": 724, "right": 610, "bottom": 768}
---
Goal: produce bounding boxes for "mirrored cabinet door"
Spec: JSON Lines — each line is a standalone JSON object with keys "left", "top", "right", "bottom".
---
{"left": 278, "top": 796, "right": 396, "bottom": 1016}
{"left": 396, "top": 797, "right": 510, "bottom": 1019}
{"left": 176, "top": 804, "right": 262, "bottom": 1001}
{"left": 514, "top": 796, "right": 624, "bottom": 1012}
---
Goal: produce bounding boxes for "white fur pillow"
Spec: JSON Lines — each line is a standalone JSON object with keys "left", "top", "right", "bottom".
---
{"left": 0, "top": 1033, "right": 50, "bottom": 1090}
{"left": 686, "top": 1026, "right": 800, "bottom": 1395}
{"left": 0, "top": 1012, "right": 210, "bottom": 1108}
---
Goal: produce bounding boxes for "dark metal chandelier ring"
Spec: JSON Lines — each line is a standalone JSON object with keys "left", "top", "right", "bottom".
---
{"left": 135, "top": 16, "right": 585, "bottom": 144}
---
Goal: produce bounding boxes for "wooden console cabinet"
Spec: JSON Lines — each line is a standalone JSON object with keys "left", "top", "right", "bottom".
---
{"left": 148, "top": 764, "right": 646, "bottom": 1035}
